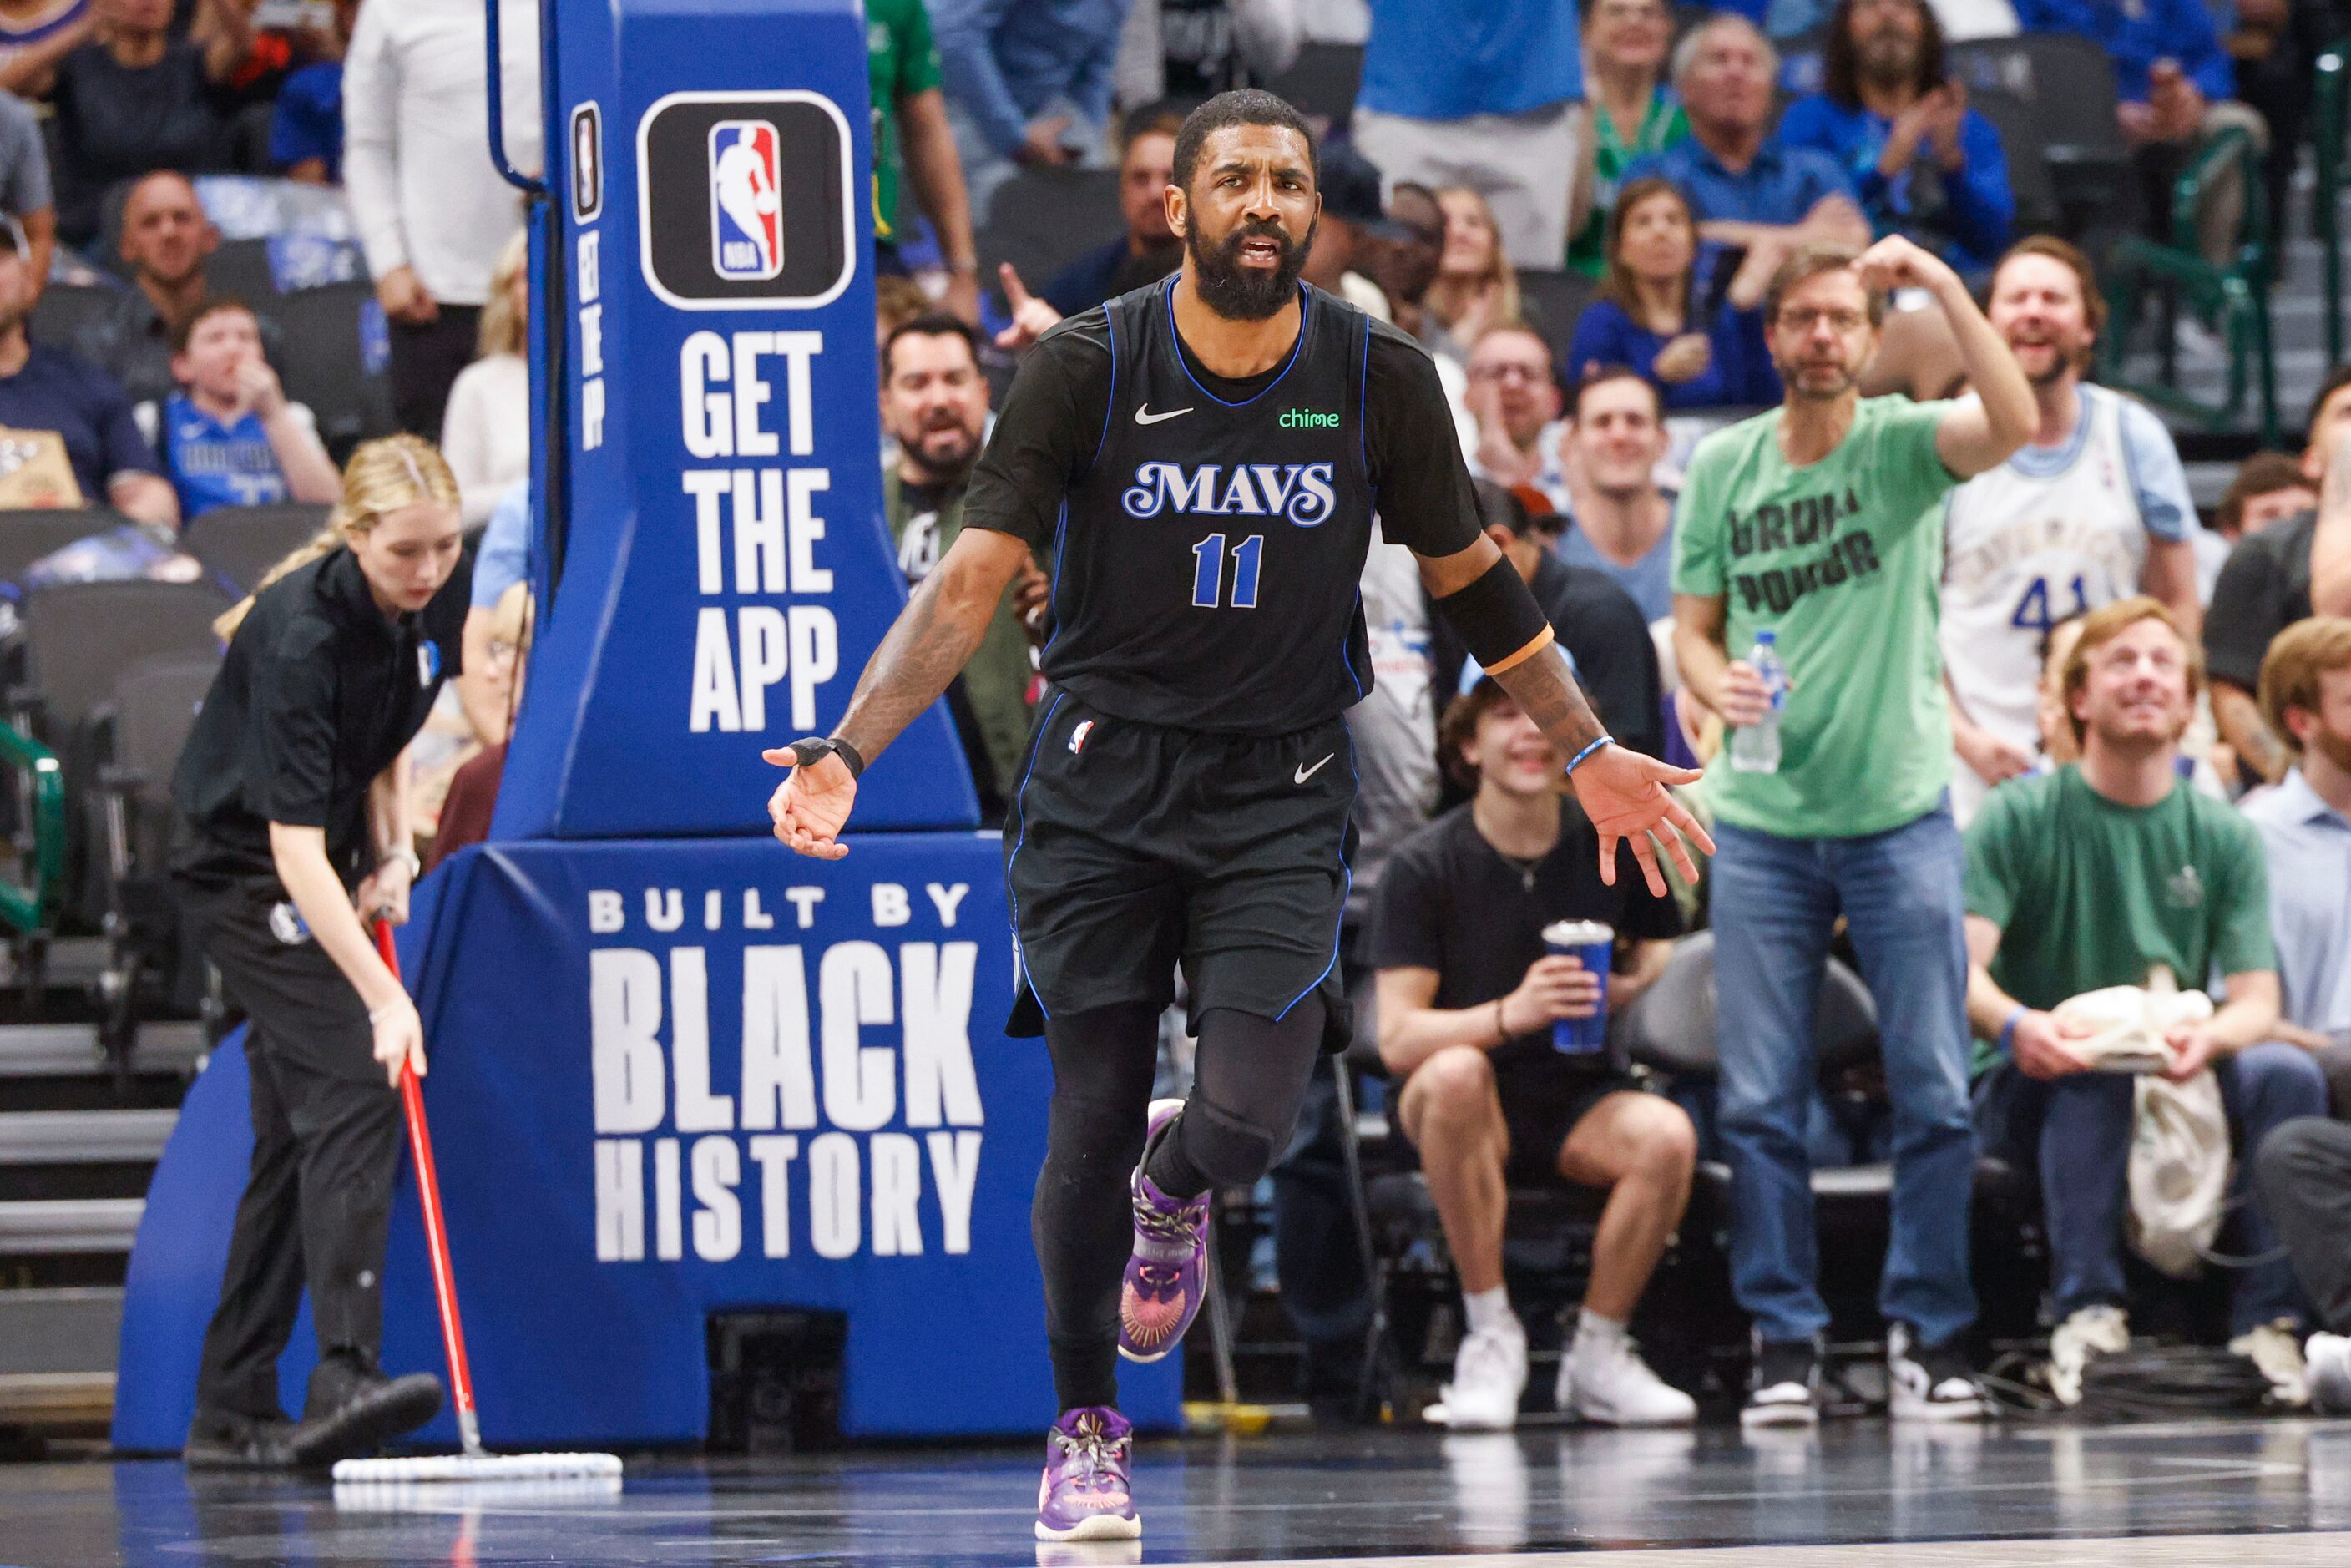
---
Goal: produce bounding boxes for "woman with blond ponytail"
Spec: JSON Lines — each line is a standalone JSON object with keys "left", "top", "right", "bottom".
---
{"left": 167, "top": 433, "right": 468, "bottom": 1473}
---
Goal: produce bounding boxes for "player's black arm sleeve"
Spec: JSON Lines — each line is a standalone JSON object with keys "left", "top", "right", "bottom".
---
{"left": 1362, "top": 327, "right": 1609, "bottom": 757}
{"left": 832, "top": 326, "right": 1109, "bottom": 765}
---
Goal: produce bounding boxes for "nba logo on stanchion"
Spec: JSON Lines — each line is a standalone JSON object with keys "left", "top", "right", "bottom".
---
{"left": 709, "top": 121, "right": 782, "bottom": 281}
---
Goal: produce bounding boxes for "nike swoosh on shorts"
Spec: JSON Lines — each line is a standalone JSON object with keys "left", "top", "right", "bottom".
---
{"left": 1294, "top": 754, "right": 1333, "bottom": 784}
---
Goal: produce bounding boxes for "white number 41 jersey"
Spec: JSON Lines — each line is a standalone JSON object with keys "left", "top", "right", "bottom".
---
{"left": 1939, "top": 384, "right": 2197, "bottom": 820}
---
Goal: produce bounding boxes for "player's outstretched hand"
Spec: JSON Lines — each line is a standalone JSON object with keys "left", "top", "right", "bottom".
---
{"left": 762, "top": 748, "right": 857, "bottom": 859}
{"left": 1565, "top": 746, "right": 1715, "bottom": 897}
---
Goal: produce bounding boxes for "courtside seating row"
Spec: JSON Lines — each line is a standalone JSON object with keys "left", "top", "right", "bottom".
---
{"left": 1332, "top": 933, "right": 2043, "bottom": 1414}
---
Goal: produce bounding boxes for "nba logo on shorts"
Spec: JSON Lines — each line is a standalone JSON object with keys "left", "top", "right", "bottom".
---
{"left": 708, "top": 121, "right": 782, "bottom": 281}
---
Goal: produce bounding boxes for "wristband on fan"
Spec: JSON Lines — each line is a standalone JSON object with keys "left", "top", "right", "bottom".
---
{"left": 1563, "top": 736, "right": 1613, "bottom": 776}
{"left": 1999, "top": 1005, "right": 2026, "bottom": 1056}
{"left": 786, "top": 736, "right": 866, "bottom": 779}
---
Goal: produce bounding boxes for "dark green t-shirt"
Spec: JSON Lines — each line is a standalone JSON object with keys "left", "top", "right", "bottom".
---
{"left": 1963, "top": 766, "right": 2273, "bottom": 1070}
{"left": 867, "top": 0, "right": 943, "bottom": 244}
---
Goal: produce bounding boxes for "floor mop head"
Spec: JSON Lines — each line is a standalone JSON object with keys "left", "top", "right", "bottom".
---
{"left": 331, "top": 1449, "right": 624, "bottom": 1484}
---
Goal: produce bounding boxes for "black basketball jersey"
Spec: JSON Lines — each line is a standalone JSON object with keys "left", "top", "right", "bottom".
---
{"left": 1039, "top": 278, "right": 1378, "bottom": 736}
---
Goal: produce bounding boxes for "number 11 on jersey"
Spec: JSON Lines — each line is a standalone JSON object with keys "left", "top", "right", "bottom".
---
{"left": 1191, "top": 533, "right": 1263, "bottom": 609}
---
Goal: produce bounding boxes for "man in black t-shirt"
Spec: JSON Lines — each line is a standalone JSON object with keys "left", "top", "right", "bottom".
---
{"left": 765, "top": 89, "right": 1706, "bottom": 1545}
{"left": 2211, "top": 367, "right": 2351, "bottom": 787}
{"left": 1373, "top": 679, "right": 1694, "bottom": 1432}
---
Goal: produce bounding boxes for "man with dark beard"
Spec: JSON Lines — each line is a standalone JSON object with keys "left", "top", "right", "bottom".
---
{"left": 878, "top": 312, "right": 1044, "bottom": 815}
{"left": 764, "top": 89, "right": 1708, "bottom": 1542}
{"left": 1777, "top": 0, "right": 2013, "bottom": 277}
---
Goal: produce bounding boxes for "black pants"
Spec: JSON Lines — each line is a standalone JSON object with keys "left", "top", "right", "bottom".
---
{"left": 388, "top": 306, "right": 483, "bottom": 445}
{"left": 2255, "top": 1118, "right": 2351, "bottom": 1335}
{"left": 182, "top": 880, "right": 403, "bottom": 1421}
{"left": 1034, "top": 999, "right": 1325, "bottom": 1412}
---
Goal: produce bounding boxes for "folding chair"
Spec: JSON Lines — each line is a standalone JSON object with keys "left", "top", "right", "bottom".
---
{"left": 182, "top": 503, "right": 332, "bottom": 594}
{"left": 976, "top": 168, "right": 1126, "bottom": 311}
{"left": 0, "top": 511, "right": 126, "bottom": 584}
{"left": 93, "top": 655, "right": 219, "bottom": 1075}
{"left": 1948, "top": 34, "right": 2136, "bottom": 250}
{"left": 11, "top": 579, "right": 230, "bottom": 948}
{"left": 1263, "top": 42, "right": 1363, "bottom": 128}
{"left": 272, "top": 283, "right": 397, "bottom": 459}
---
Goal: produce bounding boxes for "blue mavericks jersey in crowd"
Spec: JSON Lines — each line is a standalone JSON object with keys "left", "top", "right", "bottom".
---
{"left": 163, "top": 394, "right": 290, "bottom": 520}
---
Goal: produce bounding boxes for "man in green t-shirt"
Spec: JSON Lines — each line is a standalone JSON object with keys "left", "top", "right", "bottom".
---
{"left": 1671, "top": 234, "right": 2035, "bottom": 1425}
{"left": 867, "top": 0, "right": 982, "bottom": 323}
{"left": 1963, "top": 598, "right": 2323, "bottom": 1406}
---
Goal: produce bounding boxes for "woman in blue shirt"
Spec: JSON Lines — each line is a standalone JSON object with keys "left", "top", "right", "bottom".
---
{"left": 1565, "top": 177, "right": 1778, "bottom": 411}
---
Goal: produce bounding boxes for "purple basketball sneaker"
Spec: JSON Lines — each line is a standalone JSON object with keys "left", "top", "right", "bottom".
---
{"left": 1118, "top": 1097, "right": 1210, "bottom": 1363}
{"left": 1034, "top": 1406, "right": 1140, "bottom": 1541}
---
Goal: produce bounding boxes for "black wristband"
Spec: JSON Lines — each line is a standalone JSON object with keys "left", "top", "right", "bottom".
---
{"left": 786, "top": 736, "right": 865, "bottom": 779}
{"left": 1433, "top": 553, "right": 1554, "bottom": 674}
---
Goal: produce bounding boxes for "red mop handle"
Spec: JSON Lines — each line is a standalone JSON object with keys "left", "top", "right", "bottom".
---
{"left": 373, "top": 918, "right": 483, "bottom": 1454}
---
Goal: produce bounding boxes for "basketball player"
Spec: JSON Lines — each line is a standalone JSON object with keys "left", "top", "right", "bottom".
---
{"left": 1939, "top": 237, "right": 2202, "bottom": 823}
{"left": 764, "top": 90, "right": 1707, "bottom": 1542}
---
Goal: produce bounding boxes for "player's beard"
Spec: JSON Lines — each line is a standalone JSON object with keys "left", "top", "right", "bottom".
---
{"left": 1187, "top": 214, "right": 1315, "bottom": 321}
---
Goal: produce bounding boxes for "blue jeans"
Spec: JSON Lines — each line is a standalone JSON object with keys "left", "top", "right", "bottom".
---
{"left": 1711, "top": 807, "right": 1978, "bottom": 1348}
{"left": 1976, "top": 1043, "right": 2327, "bottom": 1335}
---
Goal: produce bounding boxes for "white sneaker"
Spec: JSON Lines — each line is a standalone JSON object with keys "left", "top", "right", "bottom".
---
{"left": 2230, "top": 1319, "right": 2310, "bottom": 1407}
{"left": 1560, "top": 1328, "right": 1696, "bottom": 1426}
{"left": 2305, "top": 1332, "right": 2351, "bottom": 1415}
{"left": 2047, "top": 1305, "right": 2130, "bottom": 1407}
{"left": 1428, "top": 1319, "right": 1527, "bottom": 1430}
{"left": 1887, "top": 1323, "right": 1991, "bottom": 1423}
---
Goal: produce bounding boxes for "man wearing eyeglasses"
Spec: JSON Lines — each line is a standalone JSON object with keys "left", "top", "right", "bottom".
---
{"left": 1463, "top": 323, "right": 1565, "bottom": 495}
{"left": 1670, "top": 234, "right": 2033, "bottom": 1426}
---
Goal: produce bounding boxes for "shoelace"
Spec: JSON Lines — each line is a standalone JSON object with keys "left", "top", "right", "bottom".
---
{"left": 1457, "top": 1328, "right": 1519, "bottom": 1385}
{"left": 1052, "top": 1424, "right": 1129, "bottom": 1481}
{"left": 1134, "top": 1194, "right": 1206, "bottom": 1246}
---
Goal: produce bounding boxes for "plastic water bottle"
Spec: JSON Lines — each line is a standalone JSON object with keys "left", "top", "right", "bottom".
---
{"left": 1728, "top": 629, "right": 1787, "bottom": 774}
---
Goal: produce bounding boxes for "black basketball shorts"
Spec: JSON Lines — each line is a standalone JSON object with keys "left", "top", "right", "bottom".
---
{"left": 1002, "top": 692, "right": 1355, "bottom": 1044}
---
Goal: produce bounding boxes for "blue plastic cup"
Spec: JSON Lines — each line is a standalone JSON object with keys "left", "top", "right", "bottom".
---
{"left": 1540, "top": 919, "right": 1614, "bottom": 1055}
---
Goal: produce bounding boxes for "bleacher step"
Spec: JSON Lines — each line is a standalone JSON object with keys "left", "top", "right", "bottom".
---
{"left": 0, "top": 1110, "right": 177, "bottom": 1165}
{"left": 0, "top": 1022, "right": 204, "bottom": 1078}
{"left": 0, "top": 1372, "right": 115, "bottom": 1428}
{"left": 0, "top": 1199, "right": 144, "bottom": 1254}
{"left": 0, "top": 1287, "right": 121, "bottom": 1376}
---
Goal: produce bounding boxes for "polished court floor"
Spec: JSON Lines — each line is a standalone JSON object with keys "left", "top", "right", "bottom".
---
{"left": 3, "top": 1419, "right": 2349, "bottom": 1566}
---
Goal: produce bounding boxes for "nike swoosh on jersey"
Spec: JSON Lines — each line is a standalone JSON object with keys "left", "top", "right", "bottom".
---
{"left": 1134, "top": 404, "right": 1194, "bottom": 425}
{"left": 1294, "top": 753, "right": 1334, "bottom": 784}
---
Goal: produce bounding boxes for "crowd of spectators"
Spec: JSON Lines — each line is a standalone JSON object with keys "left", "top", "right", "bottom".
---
{"left": 3, "top": 0, "right": 2350, "bottom": 1434}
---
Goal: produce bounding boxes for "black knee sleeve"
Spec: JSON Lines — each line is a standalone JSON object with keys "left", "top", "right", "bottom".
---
{"left": 1173, "top": 1094, "right": 1282, "bottom": 1190}
{"left": 1145, "top": 1001, "right": 1326, "bottom": 1199}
